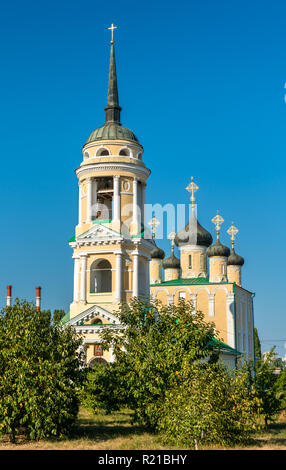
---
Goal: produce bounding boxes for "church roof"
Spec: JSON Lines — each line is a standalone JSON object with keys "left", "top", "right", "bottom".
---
{"left": 150, "top": 243, "right": 165, "bottom": 260}
{"left": 86, "top": 43, "right": 141, "bottom": 146}
{"left": 227, "top": 248, "right": 244, "bottom": 266}
{"left": 87, "top": 122, "right": 139, "bottom": 144}
{"left": 162, "top": 253, "right": 180, "bottom": 269}
{"left": 207, "top": 239, "right": 230, "bottom": 258}
{"left": 175, "top": 211, "right": 213, "bottom": 248}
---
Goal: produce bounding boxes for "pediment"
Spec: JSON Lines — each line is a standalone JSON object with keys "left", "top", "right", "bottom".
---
{"left": 76, "top": 224, "right": 123, "bottom": 242}
{"left": 67, "top": 304, "right": 120, "bottom": 328}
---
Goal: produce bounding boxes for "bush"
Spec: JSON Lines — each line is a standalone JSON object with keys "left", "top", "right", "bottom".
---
{"left": 158, "top": 362, "right": 261, "bottom": 449}
{"left": 250, "top": 349, "right": 284, "bottom": 427}
{"left": 0, "top": 299, "right": 83, "bottom": 442}
{"left": 81, "top": 364, "right": 128, "bottom": 414}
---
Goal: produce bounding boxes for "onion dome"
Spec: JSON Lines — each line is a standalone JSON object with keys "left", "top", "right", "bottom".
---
{"left": 175, "top": 211, "right": 213, "bottom": 247}
{"left": 207, "top": 239, "right": 230, "bottom": 258}
{"left": 162, "top": 253, "right": 180, "bottom": 269}
{"left": 86, "top": 42, "right": 140, "bottom": 146}
{"left": 227, "top": 248, "right": 244, "bottom": 266}
{"left": 150, "top": 243, "right": 165, "bottom": 260}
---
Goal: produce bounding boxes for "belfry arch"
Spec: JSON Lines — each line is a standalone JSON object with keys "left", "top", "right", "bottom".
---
{"left": 90, "top": 259, "right": 112, "bottom": 293}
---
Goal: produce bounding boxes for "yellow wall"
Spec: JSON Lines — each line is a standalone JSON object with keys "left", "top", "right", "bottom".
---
{"left": 214, "top": 289, "right": 227, "bottom": 343}
{"left": 180, "top": 247, "right": 207, "bottom": 278}
{"left": 196, "top": 289, "right": 209, "bottom": 319}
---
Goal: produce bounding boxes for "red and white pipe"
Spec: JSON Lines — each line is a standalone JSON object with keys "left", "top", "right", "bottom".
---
{"left": 6, "top": 285, "right": 12, "bottom": 307}
{"left": 36, "top": 286, "right": 41, "bottom": 311}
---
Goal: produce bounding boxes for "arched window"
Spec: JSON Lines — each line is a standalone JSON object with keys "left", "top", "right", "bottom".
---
{"left": 96, "top": 147, "right": 110, "bottom": 157}
{"left": 89, "top": 357, "right": 107, "bottom": 368}
{"left": 119, "top": 148, "right": 130, "bottom": 157}
{"left": 90, "top": 317, "right": 103, "bottom": 325}
{"left": 219, "top": 264, "right": 226, "bottom": 275}
{"left": 90, "top": 259, "right": 112, "bottom": 293}
{"left": 188, "top": 255, "right": 192, "bottom": 269}
{"left": 84, "top": 151, "right": 89, "bottom": 160}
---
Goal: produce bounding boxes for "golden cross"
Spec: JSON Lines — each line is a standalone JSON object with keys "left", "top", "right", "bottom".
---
{"left": 148, "top": 215, "right": 160, "bottom": 241}
{"left": 186, "top": 177, "right": 199, "bottom": 208}
{"left": 227, "top": 222, "right": 239, "bottom": 249}
{"left": 168, "top": 230, "right": 176, "bottom": 254}
{"left": 211, "top": 210, "right": 224, "bottom": 240}
{"left": 108, "top": 23, "right": 117, "bottom": 44}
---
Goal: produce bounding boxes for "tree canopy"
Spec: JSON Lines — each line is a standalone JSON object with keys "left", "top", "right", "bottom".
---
{"left": 0, "top": 299, "right": 83, "bottom": 443}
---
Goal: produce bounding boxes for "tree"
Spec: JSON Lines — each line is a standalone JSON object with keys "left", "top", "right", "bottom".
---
{"left": 41, "top": 309, "right": 51, "bottom": 324}
{"left": 158, "top": 362, "right": 260, "bottom": 448}
{"left": 0, "top": 299, "right": 83, "bottom": 443}
{"left": 253, "top": 327, "right": 262, "bottom": 360}
{"left": 83, "top": 298, "right": 255, "bottom": 438}
{"left": 251, "top": 348, "right": 283, "bottom": 427}
{"left": 53, "top": 309, "right": 66, "bottom": 324}
{"left": 275, "top": 365, "right": 286, "bottom": 411}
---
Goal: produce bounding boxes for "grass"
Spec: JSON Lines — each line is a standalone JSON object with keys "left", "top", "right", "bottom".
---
{"left": 0, "top": 408, "right": 285, "bottom": 450}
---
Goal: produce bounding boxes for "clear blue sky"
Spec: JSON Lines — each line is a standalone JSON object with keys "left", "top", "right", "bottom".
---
{"left": 0, "top": 0, "right": 285, "bottom": 356}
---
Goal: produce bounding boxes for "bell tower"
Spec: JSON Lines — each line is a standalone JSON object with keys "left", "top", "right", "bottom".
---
{"left": 69, "top": 27, "right": 153, "bottom": 319}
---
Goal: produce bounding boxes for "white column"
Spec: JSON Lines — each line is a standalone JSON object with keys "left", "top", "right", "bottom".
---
{"left": 80, "top": 255, "right": 87, "bottom": 303}
{"left": 133, "top": 178, "right": 140, "bottom": 229}
{"left": 78, "top": 183, "right": 82, "bottom": 225}
{"left": 146, "top": 257, "right": 150, "bottom": 296}
{"left": 115, "top": 252, "right": 122, "bottom": 302}
{"left": 209, "top": 294, "right": 215, "bottom": 317}
{"left": 132, "top": 251, "right": 139, "bottom": 297}
{"left": 92, "top": 179, "right": 98, "bottom": 220}
{"left": 73, "top": 257, "right": 80, "bottom": 302}
{"left": 86, "top": 178, "right": 92, "bottom": 223}
{"left": 141, "top": 183, "right": 146, "bottom": 227}
{"left": 113, "top": 175, "right": 121, "bottom": 223}
{"left": 227, "top": 293, "right": 235, "bottom": 348}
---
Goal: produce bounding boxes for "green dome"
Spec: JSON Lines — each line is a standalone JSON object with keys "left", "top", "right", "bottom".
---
{"left": 175, "top": 211, "right": 213, "bottom": 248}
{"left": 207, "top": 239, "right": 230, "bottom": 258}
{"left": 227, "top": 248, "right": 244, "bottom": 266}
{"left": 162, "top": 253, "right": 180, "bottom": 270}
{"left": 150, "top": 243, "right": 165, "bottom": 260}
{"left": 86, "top": 122, "right": 140, "bottom": 145}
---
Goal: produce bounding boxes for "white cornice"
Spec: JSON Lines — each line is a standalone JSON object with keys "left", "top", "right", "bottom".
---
{"left": 76, "top": 163, "right": 150, "bottom": 180}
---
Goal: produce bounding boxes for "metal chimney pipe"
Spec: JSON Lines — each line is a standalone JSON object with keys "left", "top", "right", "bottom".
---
{"left": 36, "top": 286, "right": 41, "bottom": 311}
{"left": 6, "top": 285, "right": 12, "bottom": 307}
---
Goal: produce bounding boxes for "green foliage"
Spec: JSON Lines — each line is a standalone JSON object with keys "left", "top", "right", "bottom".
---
{"left": 158, "top": 362, "right": 261, "bottom": 448}
{"left": 275, "top": 367, "right": 286, "bottom": 411}
{"left": 40, "top": 309, "right": 51, "bottom": 325}
{"left": 0, "top": 299, "right": 83, "bottom": 443}
{"left": 81, "top": 299, "right": 263, "bottom": 447}
{"left": 253, "top": 327, "right": 262, "bottom": 360}
{"left": 83, "top": 299, "right": 252, "bottom": 434}
{"left": 53, "top": 309, "right": 66, "bottom": 324}
{"left": 251, "top": 348, "right": 283, "bottom": 427}
{"left": 80, "top": 365, "right": 128, "bottom": 414}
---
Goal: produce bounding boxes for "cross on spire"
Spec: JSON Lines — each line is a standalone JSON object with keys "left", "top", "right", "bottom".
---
{"left": 227, "top": 222, "right": 239, "bottom": 250}
{"left": 148, "top": 215, "right": 160, "bottom": 241}
{"left": 108, "top": 23, "right": 117, "bottom": 44}
{"left": 186, "top": 176, "right": 199, "bottom": 208}
{"left": 211, "top": 210, "right": 224, "bottom": 240}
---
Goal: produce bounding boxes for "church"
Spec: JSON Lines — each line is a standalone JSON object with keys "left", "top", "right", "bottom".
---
{"left": 63, "top": 26, "right": 255, "bottom": 369}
